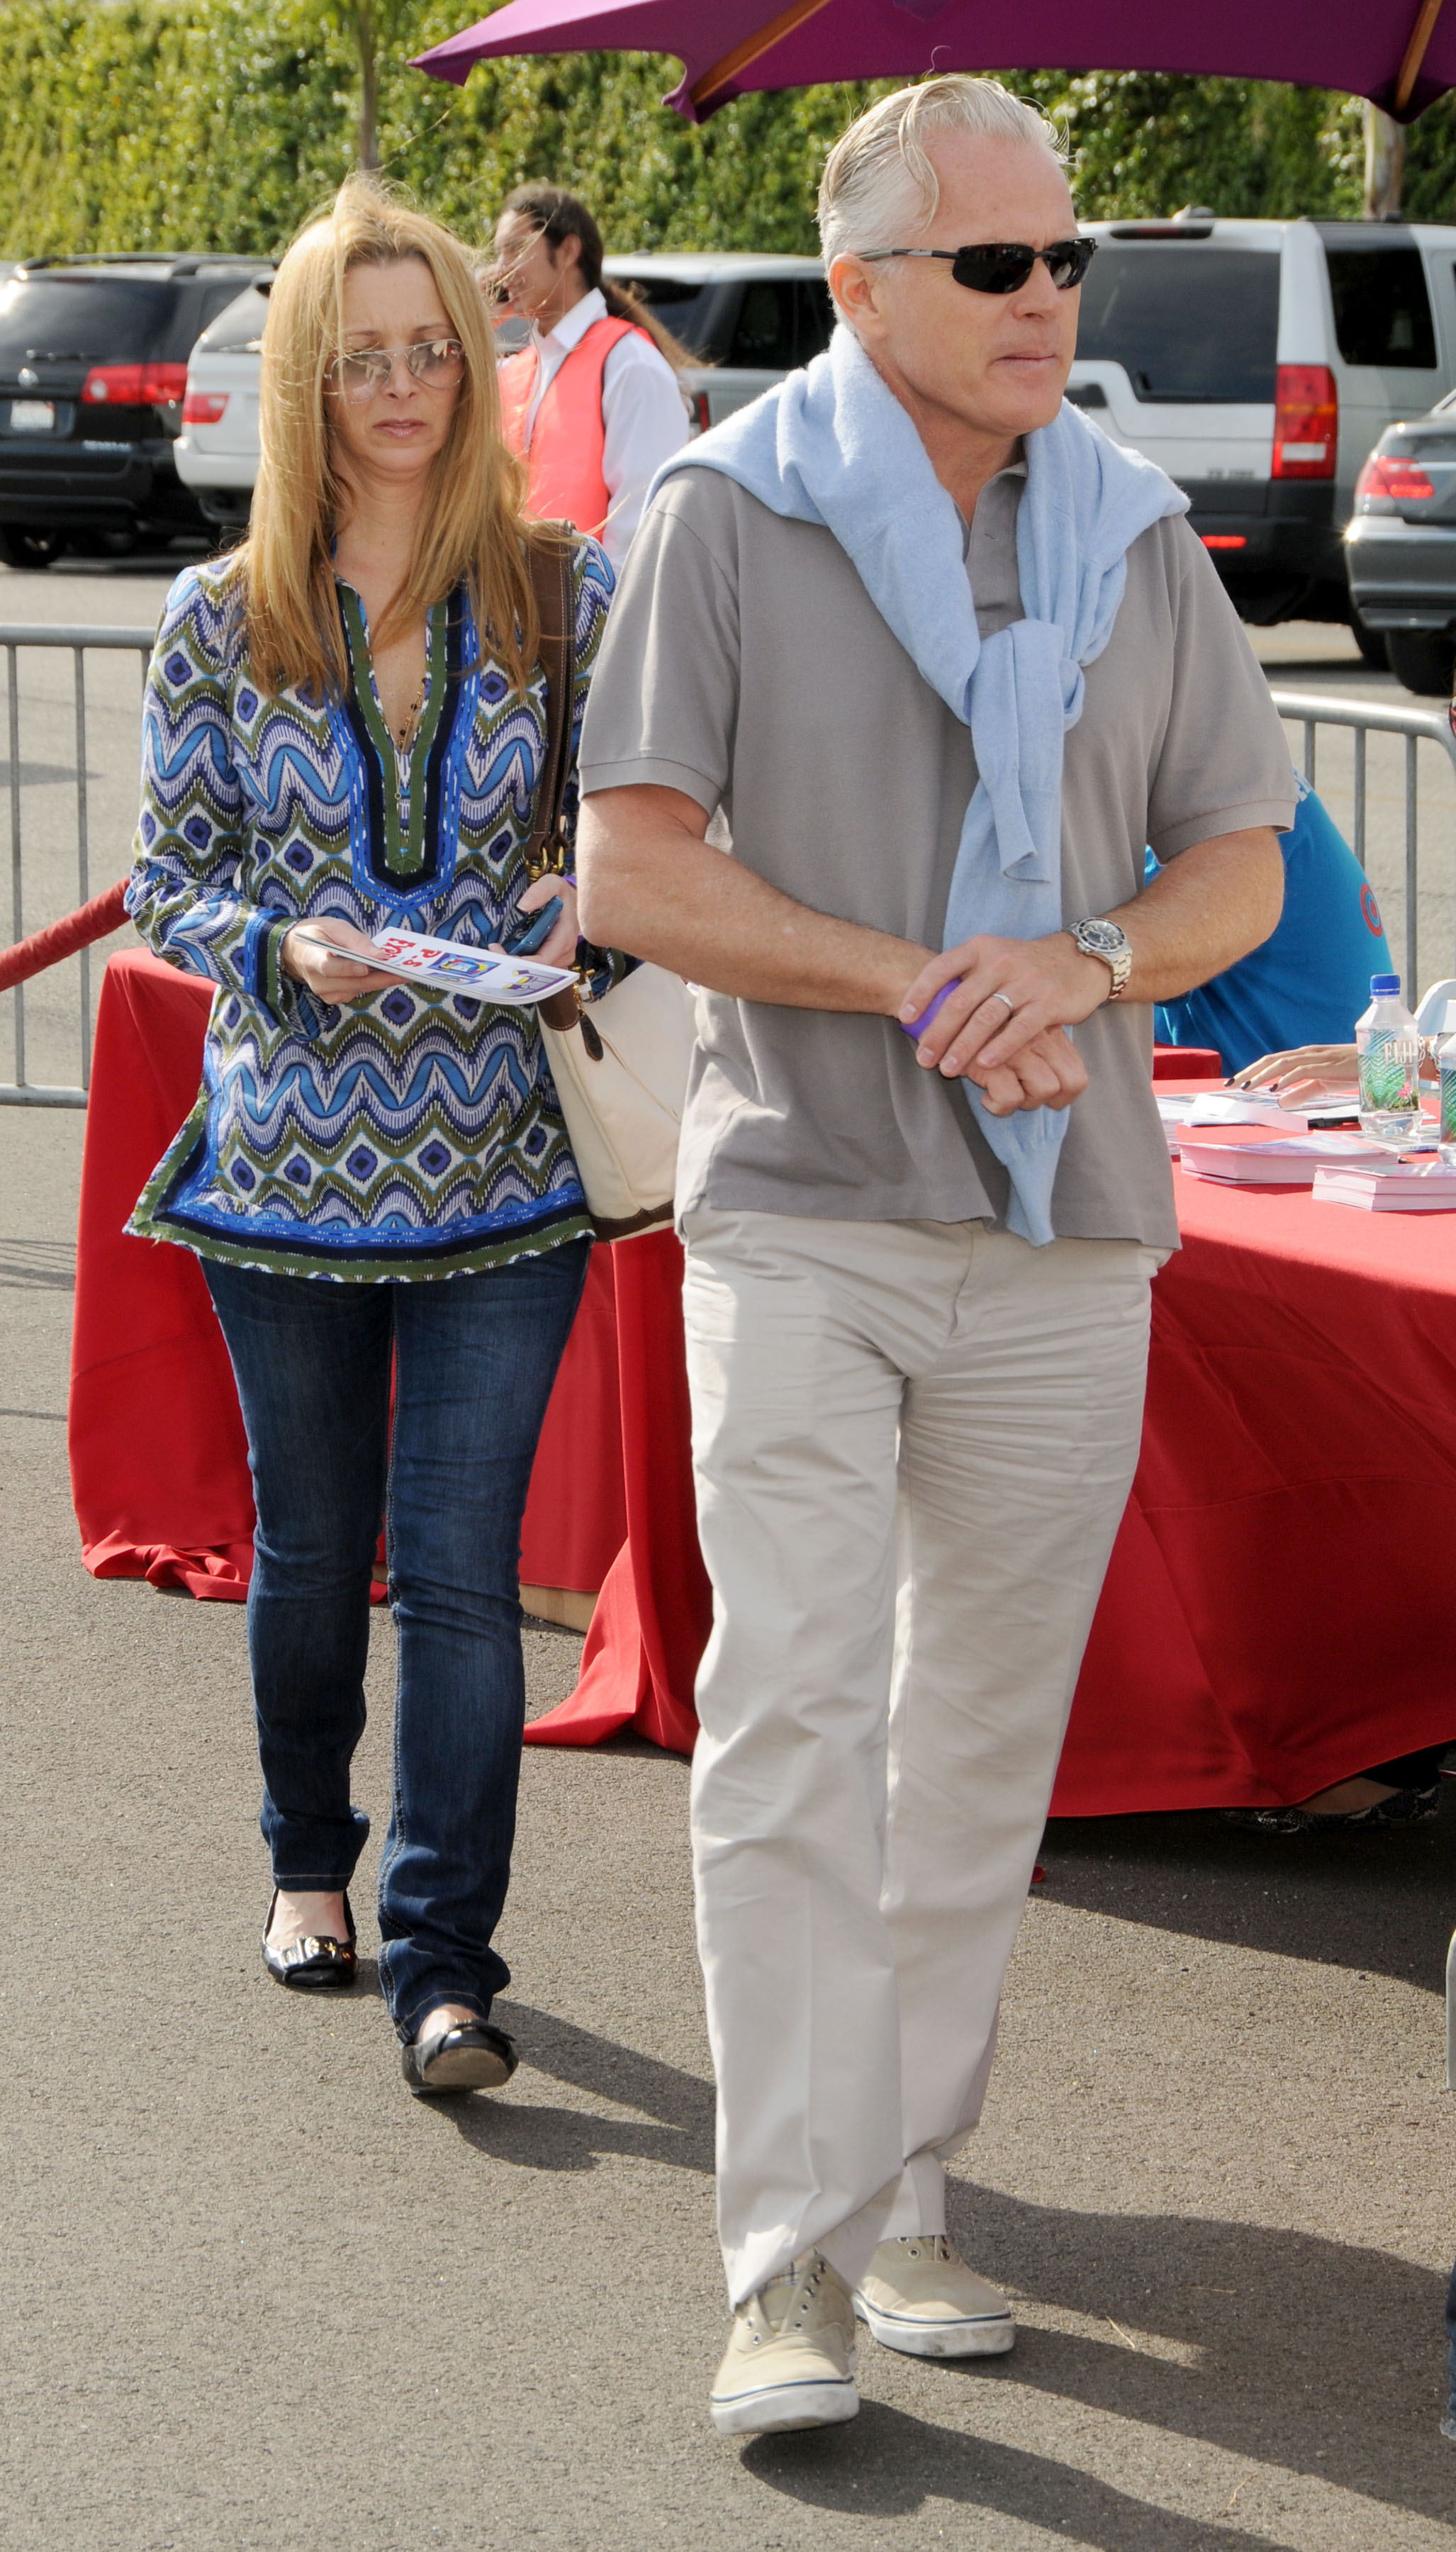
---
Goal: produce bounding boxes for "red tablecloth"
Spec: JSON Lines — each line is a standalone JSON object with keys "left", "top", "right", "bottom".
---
{"left": 70, "top": 953, "right": 1456, "bottom": 1808}
{"left": 1151, "top": 1044, "right": 1221, "bottom": 1081}
{"left": 69, "top": 950, "right": 708, "bottom": 1743}
{"left": 1058, "top": 1158, "right": 1456, "bottom": 1810}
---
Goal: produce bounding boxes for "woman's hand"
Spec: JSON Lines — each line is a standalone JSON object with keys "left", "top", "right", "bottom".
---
{"left": 1231, "top": 1043, "right": 1358, "bottom": 1100}
{"left": 501, "top": 874, "right": 580, "bottom": 969}
{"left": 281, "top": 917, "right": 398, "bottom": 1001}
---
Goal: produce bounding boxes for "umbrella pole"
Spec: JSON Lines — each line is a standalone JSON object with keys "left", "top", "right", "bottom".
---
{"left": 1395, "top": 0, "right": 1447, "bottom": 112}
{"left": 691, "top": 0, "right": 837, "bottom": 113}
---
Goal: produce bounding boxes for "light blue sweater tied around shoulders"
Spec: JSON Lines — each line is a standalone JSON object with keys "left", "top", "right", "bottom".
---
{"left": 651, "top": 322, "right": 1188, "bottom": 1245}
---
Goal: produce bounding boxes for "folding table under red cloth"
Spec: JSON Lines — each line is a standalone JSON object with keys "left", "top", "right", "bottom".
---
{"left": 1055, "top": 1162, "right": 1456, "bottom": 1810}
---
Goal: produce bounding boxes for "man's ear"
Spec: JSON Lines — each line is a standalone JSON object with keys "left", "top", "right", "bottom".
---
{"left": 828, "top": 252, "right": 880, "bottom": 338}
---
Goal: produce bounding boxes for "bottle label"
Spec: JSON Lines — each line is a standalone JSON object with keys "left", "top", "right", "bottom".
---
{"left": 1443, "top": 1059, "right": 1456, "bottom": 1143}
{"left": 1359, "top": 1027, "right": 1420, "bottom": 1113}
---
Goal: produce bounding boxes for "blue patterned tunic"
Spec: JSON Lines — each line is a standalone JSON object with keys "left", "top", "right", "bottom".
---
{"left": 126, "top": 539, "right": 613, "bottom": 1281}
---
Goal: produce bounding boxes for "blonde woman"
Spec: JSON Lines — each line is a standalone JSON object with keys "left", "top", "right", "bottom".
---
{"left": 125, "top": 179, "right": 613, "bottom": 2094}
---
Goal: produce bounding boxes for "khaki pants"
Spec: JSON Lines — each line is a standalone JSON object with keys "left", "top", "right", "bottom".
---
{"left": 681, "top": 1209, "right": 1159, "bottom": 2306}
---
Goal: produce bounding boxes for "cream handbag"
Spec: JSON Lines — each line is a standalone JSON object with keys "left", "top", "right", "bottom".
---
{"left": 540, "top": 963, "right": 695, "bottom": 1240}
{"left": 526, "top": 532, "right": 695, "bottom": 1241}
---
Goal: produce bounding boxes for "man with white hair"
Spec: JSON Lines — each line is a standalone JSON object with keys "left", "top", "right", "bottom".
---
{"left": 577, "top": 77, "right": 1294, "bottom": 2435}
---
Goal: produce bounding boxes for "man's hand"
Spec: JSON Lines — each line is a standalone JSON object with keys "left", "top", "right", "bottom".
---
{"left": 898, "top": 930, "right": 1111, "bottom": 1081}
{"left": 971, "top": 1024, "right": 1089, "bottom": 1116}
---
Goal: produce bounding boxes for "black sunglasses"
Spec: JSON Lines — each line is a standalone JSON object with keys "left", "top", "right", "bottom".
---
{"left": 858, "top": 237, "right": 1097, "bottom": 296}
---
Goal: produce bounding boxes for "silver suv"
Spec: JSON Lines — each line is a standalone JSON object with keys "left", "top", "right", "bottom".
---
{"left": 1067, "top": 214, "right": 1456, "bottom": 653}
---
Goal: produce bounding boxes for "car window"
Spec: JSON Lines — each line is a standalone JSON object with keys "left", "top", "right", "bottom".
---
{"left": 196, "top": 288, "right": 269, "bottom": 356}
{"left": 1324, "top": 246, "right": 1436, "bottom": 367}
{"left": 795, "top": 279, "right": 835, "bottom": 363}
{"left": 729, "top": 281, "right": 796, "bottom": 369}
{"left": 613, "top": 274, "right": 715, "bottom": 357}
{"left": 1075, "top": 246, "right": 1279, "bottom": 401}
{"left": 162, "top": 279, "right": 260, "bottom": 362}
{"left": 199, "top": 281, "right": 254, "bottom": 331}
{"left": 0, "top": 276, "right": 172, "bottom": 362}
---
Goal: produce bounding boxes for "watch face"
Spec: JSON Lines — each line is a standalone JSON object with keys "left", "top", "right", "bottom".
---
{"left": 1078, "top": 919, "right": 1126, "bottom": 955}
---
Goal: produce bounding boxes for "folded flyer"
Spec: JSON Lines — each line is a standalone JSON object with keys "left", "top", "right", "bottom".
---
{"left": 301, "top": 925, "right": 574, "bottom": 1004}
{"left": 1182, "top": 1090, "right": 1310, "bottom": 1134}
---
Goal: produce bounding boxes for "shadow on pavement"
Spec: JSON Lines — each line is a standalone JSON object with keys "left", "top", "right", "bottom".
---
{"left": 1043, "top": 1789, "right": 1456, "bottom": 1990}
{"left": 744, "top": 2402, "right": 1301, "bottom": 2546}
{"left": 424, "top": 2001, "right": 715, "bottom": 2177}
{"left": 948, "top": 2186, "right": 1450, "bottom": 2526}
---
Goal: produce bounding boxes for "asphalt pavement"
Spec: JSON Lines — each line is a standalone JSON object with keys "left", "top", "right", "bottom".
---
{"left": 3, "top": 564, "right": 1456, "bottom": 2548}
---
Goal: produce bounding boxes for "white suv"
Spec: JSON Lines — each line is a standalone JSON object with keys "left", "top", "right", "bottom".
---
{"left": 1068, "top": 214, "right": 1456, "bottom": 649}
{"left": 174, "top": 255, "right": 834, "bottom": 529}
{"left": 172, "top": 278, "right": 269, "bottom": 530}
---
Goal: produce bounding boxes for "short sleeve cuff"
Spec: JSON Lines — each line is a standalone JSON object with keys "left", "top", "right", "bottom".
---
{"left": 578, "top": 756, "right": 722, "bottom": 819}
{"left": 1148, "top": 796, "right": 1296, "bottom": 863}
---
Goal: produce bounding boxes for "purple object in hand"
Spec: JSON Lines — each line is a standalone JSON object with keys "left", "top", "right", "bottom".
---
{"left": 900, "top": 982, "right": 958, "bottom": 1044}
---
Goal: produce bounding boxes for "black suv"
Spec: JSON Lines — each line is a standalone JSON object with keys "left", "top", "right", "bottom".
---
{"left": 0, "top": 254, "right": 271, "bottom": 566}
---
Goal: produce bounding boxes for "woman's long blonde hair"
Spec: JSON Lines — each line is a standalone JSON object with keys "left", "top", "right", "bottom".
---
{"left": 240, "top": 176, "right": 545, "bottom": 703}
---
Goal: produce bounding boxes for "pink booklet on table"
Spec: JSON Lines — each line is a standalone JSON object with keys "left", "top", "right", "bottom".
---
{"left": 1180, "top": 1132, "right": 1385, "bottom": 1187}
{"left": 1312, "top": 1160, "right": 1456, "bottom": 1212}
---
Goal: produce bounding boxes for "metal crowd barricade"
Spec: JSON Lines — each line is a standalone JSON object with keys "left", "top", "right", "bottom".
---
{"left": 1267, "top": 686, "right": 1456, "bottom": 997}
{"left": 3, "top": 647, "right": 1455, "bottom": 1107}
{"left": 1, "top": 624, "right": 155, "bottom": 1107}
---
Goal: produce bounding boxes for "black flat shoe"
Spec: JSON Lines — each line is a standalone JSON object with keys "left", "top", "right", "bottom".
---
{"left": 261, "top": 1888, "right": 358, "bottom": 1990}
{"left": 401, "top": 2018, "right": 517, "bottom": 2096}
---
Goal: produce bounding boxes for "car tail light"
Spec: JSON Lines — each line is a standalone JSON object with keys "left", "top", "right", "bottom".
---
{"left": 182, "top": 389, "right": 229, "bottom": 425}
{"left": 1272, "top": 364, "right": 1337, "bottom": 478}
{"left": 1355, "top": 450, "right": 1435, "bottom": 505}
{"left": 1201, "top": 534, "right": 1248, "bottom": 549}
{"left": 691, "top": 390, "right": 711, "bottom": 434}
{"left": 82, "top": 362, "right": 190, "bottom": 406}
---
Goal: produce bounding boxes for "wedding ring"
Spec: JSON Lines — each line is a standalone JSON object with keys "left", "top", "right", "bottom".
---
{"left": 988, "top": 991, "right": 1016, "bottom": 1017}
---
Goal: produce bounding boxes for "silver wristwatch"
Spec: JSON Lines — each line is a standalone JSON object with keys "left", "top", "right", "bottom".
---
{"left": 1068, "top": 914, "right": 1133, "bottom": 1000}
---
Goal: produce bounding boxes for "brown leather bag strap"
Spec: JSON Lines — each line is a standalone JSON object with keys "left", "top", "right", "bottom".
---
{"left": 522, "top": 527, "right": 577, "bottom": 875}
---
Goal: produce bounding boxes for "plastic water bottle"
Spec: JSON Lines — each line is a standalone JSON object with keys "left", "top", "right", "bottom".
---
{"left": 1357, "top": 973, "right": 1422, "bottom": 1146}
{"left": 1438, "top": 1004, "right": 1456, "bottom": 1170}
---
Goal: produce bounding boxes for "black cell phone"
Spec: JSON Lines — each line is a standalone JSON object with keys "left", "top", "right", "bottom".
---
{"left": 503, "top": 896, "right": 562, "bottom": 956}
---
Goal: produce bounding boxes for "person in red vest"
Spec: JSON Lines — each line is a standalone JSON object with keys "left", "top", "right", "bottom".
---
{"left": 490, "top": 184, "right": 690, "bottom": 570}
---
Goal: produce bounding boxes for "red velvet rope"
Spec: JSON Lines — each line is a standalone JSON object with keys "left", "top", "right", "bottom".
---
{"left": 0, "top": 880, "right": 129, "bottom": 992}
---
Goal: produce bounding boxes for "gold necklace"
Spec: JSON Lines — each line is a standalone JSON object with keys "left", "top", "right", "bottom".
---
{"left": 393, "top": 676, "right": 425, "bottom": 756}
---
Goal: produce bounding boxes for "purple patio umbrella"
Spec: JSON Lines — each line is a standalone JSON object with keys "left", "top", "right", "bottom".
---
{"left": 414, "top": 0, "right": 1456, "bottom": 124}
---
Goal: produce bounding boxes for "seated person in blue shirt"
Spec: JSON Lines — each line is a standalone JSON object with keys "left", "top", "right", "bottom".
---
{"left": 1149, "top": 772, "right": 1391, "bottom": 1075}
{"left": 1159, "top": 780, "right": 1450, "bottom": 1830}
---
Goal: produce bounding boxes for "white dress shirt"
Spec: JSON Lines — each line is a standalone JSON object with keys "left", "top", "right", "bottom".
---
{"left": 520, "top": 285, "right": 690, "bottom": 569}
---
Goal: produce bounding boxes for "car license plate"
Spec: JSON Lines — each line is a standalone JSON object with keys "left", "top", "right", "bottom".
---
{"left": 10, "top": 400, "right": 55, "bottom": 432}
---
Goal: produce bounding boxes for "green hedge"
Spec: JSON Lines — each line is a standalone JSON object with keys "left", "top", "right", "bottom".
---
{"left": 1, "top": 3, "right": 1455, "bottom": 263}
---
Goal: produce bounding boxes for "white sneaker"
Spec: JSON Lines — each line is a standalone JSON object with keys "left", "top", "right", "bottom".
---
{"left": 853, "top": 2234, "right": 1016, "bottom": 2359}
{"left": 710, "top": 2251, "right": 859, "bottom": 2436}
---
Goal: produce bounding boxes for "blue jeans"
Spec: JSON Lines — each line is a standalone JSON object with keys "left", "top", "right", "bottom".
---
{"left": 203, "top": 1242, "right": 590, "bottom": 2042}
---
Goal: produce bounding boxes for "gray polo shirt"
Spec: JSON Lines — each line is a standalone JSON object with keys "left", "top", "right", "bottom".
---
{"left": 578, "top": 461, "right": 1297, "bottom": 1248}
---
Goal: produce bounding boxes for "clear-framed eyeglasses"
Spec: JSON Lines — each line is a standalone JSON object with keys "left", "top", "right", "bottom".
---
{"left": 332, "top": 338, "right": 466, "bottom": 403}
